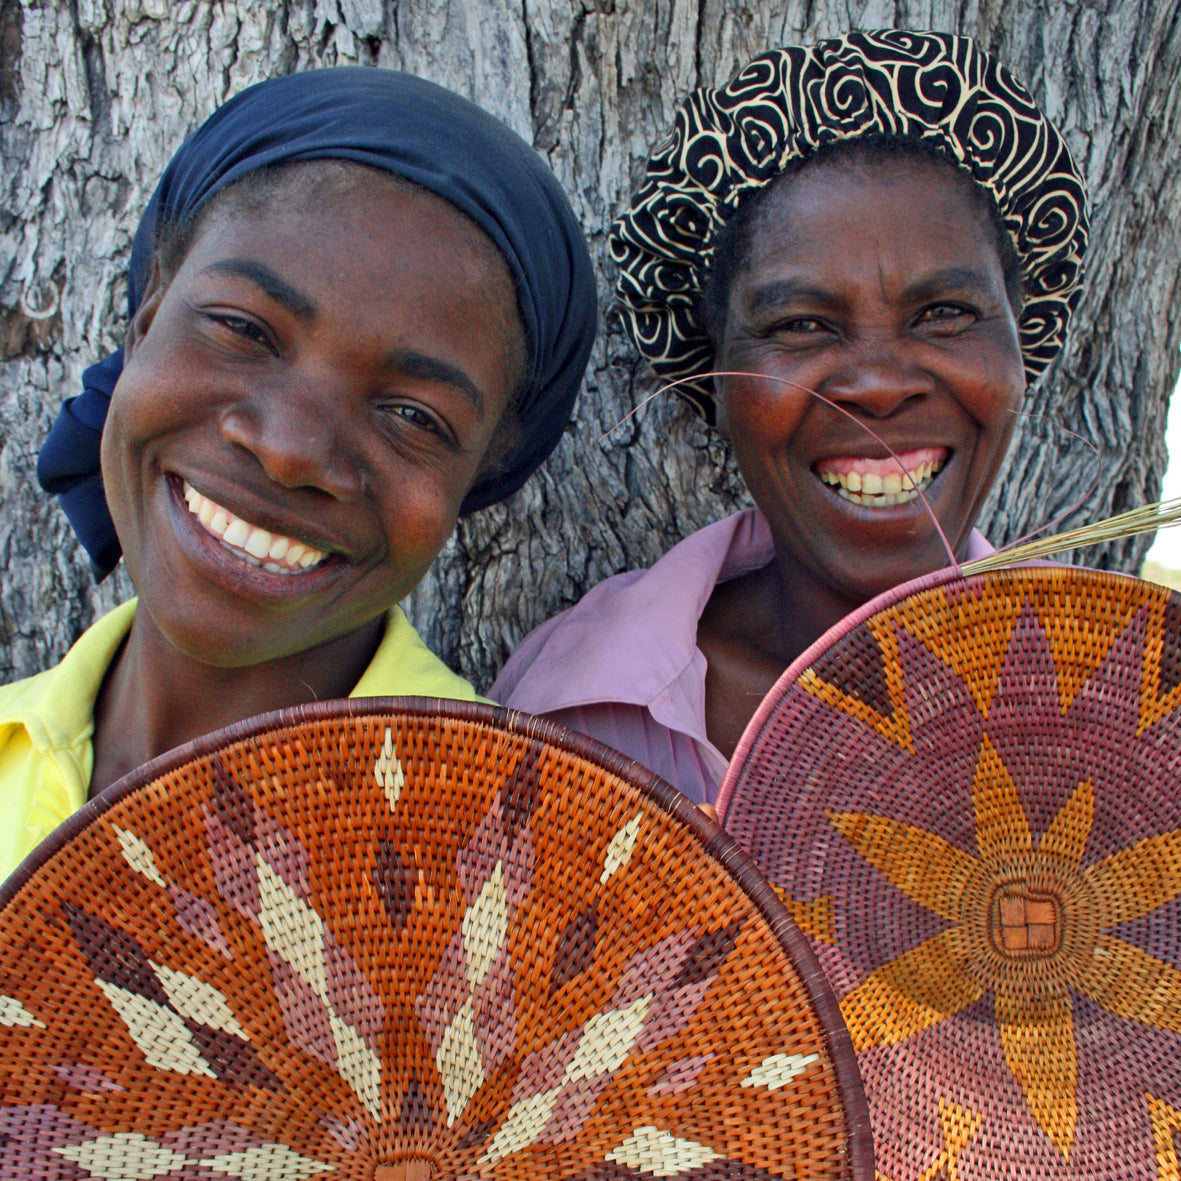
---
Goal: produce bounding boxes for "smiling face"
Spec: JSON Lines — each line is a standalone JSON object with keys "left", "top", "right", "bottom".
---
{"left": 101, "top": 165, "right": 525, "bottom": 669}
{"left": 715, "top": 154, "right": 1026, "bottom": 606}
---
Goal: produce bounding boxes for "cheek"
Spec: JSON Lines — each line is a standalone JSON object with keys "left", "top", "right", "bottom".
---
{"left": 721, "top": 380, "right": 812, "bottom": 448}
{"left": 967, "top": 372, "right": 1025, "bottom": 449}
{"left": 98, "top": 391, "right": 136, "bottom": 518}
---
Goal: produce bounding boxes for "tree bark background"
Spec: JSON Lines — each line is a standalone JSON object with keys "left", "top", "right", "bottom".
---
{"left": 2, "top": 0, "right": 1179, "bottom": 690}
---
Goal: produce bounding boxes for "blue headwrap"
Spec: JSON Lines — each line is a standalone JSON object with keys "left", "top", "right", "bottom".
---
{"left": 37, "top": 67, "right": 598, "bottom": 580}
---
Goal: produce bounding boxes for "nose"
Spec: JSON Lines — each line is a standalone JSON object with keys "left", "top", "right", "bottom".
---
{"left": 821, "top": 340, "right": 935, "bottom": 419}
{"left": 219, "top": 380, "right": 364, "bottom": 501}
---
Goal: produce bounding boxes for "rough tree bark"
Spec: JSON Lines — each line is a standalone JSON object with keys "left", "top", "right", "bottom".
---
{"left": 2, "top": 0, "right": 1179, "bottom": 690}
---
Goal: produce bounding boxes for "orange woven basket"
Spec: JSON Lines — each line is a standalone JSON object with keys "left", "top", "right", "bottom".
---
{"left": 0, "top": 700, "right": 871, "bottom": 1180}
{"left": 716, "top": 566, "right": 1181, "bottom": 1181}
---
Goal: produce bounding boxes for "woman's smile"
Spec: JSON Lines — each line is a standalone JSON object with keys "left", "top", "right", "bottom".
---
{"left": 814, "top": 446, "right": 949, "bottom": 507}
{"left": 182, "top": 481, "right": 329, "bottom": 573}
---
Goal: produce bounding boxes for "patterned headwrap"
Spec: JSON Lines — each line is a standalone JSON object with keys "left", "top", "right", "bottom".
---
{"left": 38, "top": 67, "right": 597, "bottom": 580}
{"left": 610, "top": 29, "right": 1090, "bottom": 422}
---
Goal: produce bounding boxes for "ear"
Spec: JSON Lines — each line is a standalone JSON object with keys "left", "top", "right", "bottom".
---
{"left": 123, "top": 258, "right": 168, "bottom": 363}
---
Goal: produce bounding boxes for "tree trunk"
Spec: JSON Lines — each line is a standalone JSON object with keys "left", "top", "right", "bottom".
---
{"left": 3, "top": 0, "right": 1179, "bottom": 690}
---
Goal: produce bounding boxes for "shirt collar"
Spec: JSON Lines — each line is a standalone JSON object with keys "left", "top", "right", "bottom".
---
{"left": 0, "top": 599, "right": 137, "bottom": 755}
{"left": 499, "top": 509, "right": 774, "bottom": 717}
{"left": 499, "top": 510, "right": 996, "bottom": 720}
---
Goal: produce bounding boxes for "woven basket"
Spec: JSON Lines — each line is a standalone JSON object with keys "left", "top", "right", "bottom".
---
{"left": 0, "top": 700, "right": 871, "bottom": 1180}
{"left": 715, "top": 566, "right": 1181, "bottom": 1181}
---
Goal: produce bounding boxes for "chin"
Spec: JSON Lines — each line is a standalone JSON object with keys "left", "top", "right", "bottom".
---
{"left": 826, "top": 541, "right": 961, "bottom": 610}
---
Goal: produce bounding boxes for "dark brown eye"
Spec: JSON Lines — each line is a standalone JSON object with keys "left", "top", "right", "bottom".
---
{"left": 382, "top": 402, "right": 454, "bottom": 447}
{"left": 208, "top": 314, "right": 276, "bottom": 352}
{"left": 917, "top": 304, "right": 974, "bottom": 325}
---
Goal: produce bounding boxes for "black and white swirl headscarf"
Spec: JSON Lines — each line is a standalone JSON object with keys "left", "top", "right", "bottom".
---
{"left": 610, "top": 29, "right": 1090, "bottom": 422}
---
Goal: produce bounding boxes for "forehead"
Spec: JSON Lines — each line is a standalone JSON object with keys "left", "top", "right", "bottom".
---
{"left": 740, "top": 157, "right": 1002, "bottom": 286}
{"left": 189, "top": 166, "right": 523, "bottom": 350}
{"left": 202, "top": 164, "right": 510, "bottom": 281}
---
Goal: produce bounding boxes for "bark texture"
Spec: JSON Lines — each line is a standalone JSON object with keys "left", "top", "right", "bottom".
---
{"left": 2, "top": 0, "right": 1180, "bottom": 689}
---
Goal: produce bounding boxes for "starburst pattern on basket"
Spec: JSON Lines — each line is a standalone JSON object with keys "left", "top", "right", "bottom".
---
{"left": 832, "top": 738, "right": 1181, "bottom": 1158}
{"left": 1, "top": 706, "right": 872, "bottom": 1180}
{"left": 202, "top": 758, "right": 386, "bottom": 1118}
{"left": 0, "top": 1105, "right": 330, "bottom": 1180}
{"left": 721, "top": 570, "right": 1181, "bottom": 1179}
{"left": 480, "top": 921, "right": 744, "bottom": 1165}
{"left": 823, "top": 600, "right": 1181, "bottom": 1161}
{"left": 416, "top": 747, "right": 541, "bottom": 1127}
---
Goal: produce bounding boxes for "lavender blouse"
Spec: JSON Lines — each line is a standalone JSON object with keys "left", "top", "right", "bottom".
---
{"left": 491, "top": 508, "right": 995, "bottom": 804}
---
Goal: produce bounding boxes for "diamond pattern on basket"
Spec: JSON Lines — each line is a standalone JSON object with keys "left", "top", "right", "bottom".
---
{"left": 112, "top": 823, "right": 232, "bottom": 959}
{"left": 111, "top": 821, "right": 232, "bottom": 958}
{"left": 741, "top": 1052, "right": 820, "bottom": 1091}
{"left": 417, "top": 775, "right": 537, "bottom": 1127}
{"left": 606, "top": 1125, "right": 723, "bottom": 1175}
{"left": 203, "top": 765, "right": 385, "bottom": 1117}
{"left": 0, "top": 993, "right": 45, "bottom": 1029}
{"left": 1, "top": 705, "right": 871, "bottom": 1180}
{"left": 375, "top": 727, "right": 405, "bottom": 812}
{"left": 481, "top": 922, "right": 743, "bottom": 1165}
{"left": 601, "top": 812, "right": 642, "bottom": 884}
{"left": 0, "top": 1106, "right": 330, "bottom": 1180}
{"left": 62, "top": 902, "right": 278, "bottom": 1087}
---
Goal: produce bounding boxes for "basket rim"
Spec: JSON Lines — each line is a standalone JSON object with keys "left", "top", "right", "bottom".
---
{"left": 0, "top": 695, "right": 874, "bottom": 1178}
{"left": 715, "top": 564, "right": 1151, "bottom": 820}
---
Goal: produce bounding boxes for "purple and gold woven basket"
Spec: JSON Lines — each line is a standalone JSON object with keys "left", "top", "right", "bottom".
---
{"left": 716, "top": 566, "right": 1181, "bottom": 1181}
{"left": 0, "top": 700, "right": 871, "bottom": 1180}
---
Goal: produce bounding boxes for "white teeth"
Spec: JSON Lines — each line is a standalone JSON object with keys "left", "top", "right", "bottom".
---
{"left": 222, "top": 518, "right": 250, "bottom": 548}
{"left": 816, "top": 459, "right": 944, "bottom": 508}
{"left": 244, "top": 528, "right": 272, "bottom": 559}
{"left": 180, "top": 481, "right": 328, "bottom": 572}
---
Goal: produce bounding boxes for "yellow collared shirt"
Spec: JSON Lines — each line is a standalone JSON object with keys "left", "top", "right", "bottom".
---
{"left": 0, "top": 600, "right": 477, "bottom": 884}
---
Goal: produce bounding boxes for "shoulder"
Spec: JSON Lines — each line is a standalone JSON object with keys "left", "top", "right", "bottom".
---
{"left": 492, "top": 510, "right": 770, "bottom": 715}
{"left": 0, "top": 602, "right": 135, "bottom": 885}
{"left": 351, "top": 606, "right": 480, "bottom": 702}
{"left": 0, "top": 600, "right": 137, "bottom": 749}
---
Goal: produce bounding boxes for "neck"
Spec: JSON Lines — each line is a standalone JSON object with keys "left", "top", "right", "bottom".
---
{"left": 761, "top": 553, "right": 867, "bottom": 668}
{"left": 89, "top": 608, "right": 385, "bottom": 797}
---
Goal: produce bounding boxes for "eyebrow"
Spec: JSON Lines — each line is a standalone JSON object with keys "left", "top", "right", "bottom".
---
{"left": 901, "top": 266, "right": 998, "bottom": 303}
{"left": 744, "top": 279, "right": 839, "bottom": 315}
{"left": 384, "top": 350, "right": 485, "bottom": 415}
{"left": 202, "top": 259, "right": 317, "bottom": 320}
{"left": 744, "top": 266, "right": 999, "bottom": 314}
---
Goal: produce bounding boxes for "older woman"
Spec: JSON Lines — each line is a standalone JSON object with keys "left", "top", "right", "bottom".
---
{"left": 0, "top": 67, "right": 596, "bottom": 880}
{"left": 494, "top": 30, "right": 1088, "bottom": 804}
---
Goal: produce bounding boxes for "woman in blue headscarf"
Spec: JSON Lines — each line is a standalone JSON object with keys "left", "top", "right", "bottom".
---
{"left": 0, "top": 67, "right": 597, "bottom": 881}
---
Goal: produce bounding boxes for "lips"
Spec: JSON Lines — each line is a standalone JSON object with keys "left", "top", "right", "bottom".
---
{"left": 181, "top": 481, "right": 329, "bottom": 573}
{"left": 814, "top": 447, "right": 949, "bottom": 508}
